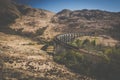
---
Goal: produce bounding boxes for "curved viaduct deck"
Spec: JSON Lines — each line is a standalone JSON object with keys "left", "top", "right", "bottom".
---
{"left": 54, "top": 32, "right": 102, "bottom": 61}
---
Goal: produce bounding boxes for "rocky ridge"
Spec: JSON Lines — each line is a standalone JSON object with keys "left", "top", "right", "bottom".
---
{"left": 52, "top": 9, "right": 120, "bottom": 33}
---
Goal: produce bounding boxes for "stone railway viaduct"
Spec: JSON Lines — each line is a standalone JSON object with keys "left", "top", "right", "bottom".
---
{"left": 54, "top": 32, "right": 102, "bottom": 63}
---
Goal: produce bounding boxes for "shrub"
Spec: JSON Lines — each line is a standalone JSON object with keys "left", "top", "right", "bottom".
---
{"left": 54, "top": 50, "right": 93, "bottom": 74}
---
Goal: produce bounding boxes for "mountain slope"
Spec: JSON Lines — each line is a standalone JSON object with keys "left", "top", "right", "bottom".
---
{"left": 10, "top": 7, "right": 54, "bottom": 37}
{"left": 0, "top": 0, "right": 20, "bottom": 26}
{"left": 0, "top": 0, "right": 55, "bottom": 41}
{"left": 1, "top": 0, "right": 120, "bottom": 40}
{"left": 0, "top": 0, "right": 120, "bottom": 80}
{"left": 52, "top": 9, "right": 120, "bottom": 34}
{"left": 0, "top": 32, "right": 96, "bottom": 80}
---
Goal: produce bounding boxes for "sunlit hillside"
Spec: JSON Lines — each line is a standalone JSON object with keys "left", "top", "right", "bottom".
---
{"left": 0, "top": 0, "right": 120, "bottom": 80}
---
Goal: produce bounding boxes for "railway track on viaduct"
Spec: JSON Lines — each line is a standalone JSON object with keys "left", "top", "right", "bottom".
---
{"left": 54, "top": 32, "right": 102, "bottom": 60}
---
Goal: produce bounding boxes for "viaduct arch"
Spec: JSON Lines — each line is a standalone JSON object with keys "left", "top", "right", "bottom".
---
{"left": 53, "top": 32, "right": 102, "bottom": 63}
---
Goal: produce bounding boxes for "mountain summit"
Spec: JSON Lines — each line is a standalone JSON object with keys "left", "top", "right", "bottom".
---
{"left": 52, "top": 9, "right": 120, "bottom": 39}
